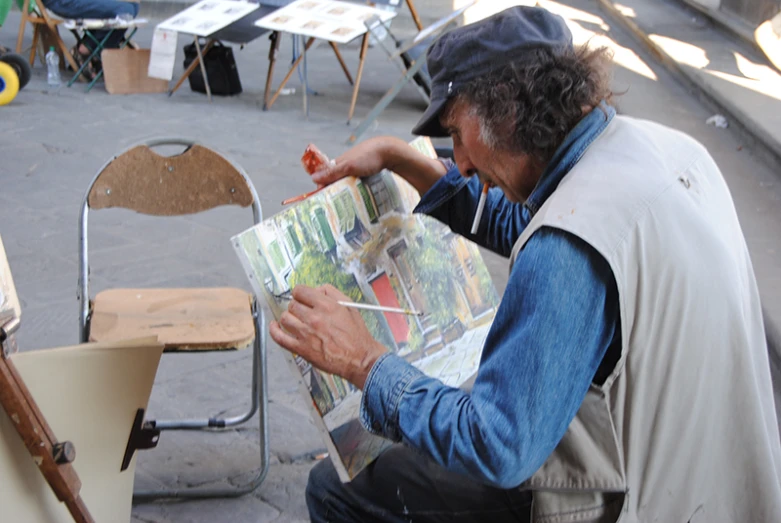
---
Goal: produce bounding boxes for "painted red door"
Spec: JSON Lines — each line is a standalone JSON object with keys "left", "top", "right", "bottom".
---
{"left": 370, "top": 273, "right": 409, "bottom": 344}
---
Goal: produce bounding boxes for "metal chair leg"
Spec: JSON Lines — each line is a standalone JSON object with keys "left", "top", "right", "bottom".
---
{"left": 133, "top": 302, "right": 269, "bottom": 501}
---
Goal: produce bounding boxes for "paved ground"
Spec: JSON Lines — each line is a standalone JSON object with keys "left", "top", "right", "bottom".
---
{"left": 2, "top": 1, "right": 781, "bottom": 522}
{"left": 600, "top": 0, "right": 781, "bottom": 183}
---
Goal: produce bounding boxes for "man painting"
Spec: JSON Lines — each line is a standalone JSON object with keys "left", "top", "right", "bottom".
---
{"left": 271, "top": 6, "right": 781, "bottom": 522}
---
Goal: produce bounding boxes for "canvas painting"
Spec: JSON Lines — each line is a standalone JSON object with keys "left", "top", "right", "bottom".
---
{"left": 0, "top": 236, "right": 20, "bottom": 330}
{"left": 232, "top": 138, "right": 500, "bottom": 481}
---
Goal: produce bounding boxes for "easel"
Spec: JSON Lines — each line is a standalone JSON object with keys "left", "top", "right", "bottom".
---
{"left": 161, "top": 0, "right": 272, "bottom": 101}
{"left": 348, "top": 2, "right": 475, "bottom": 143}
{"left": 0, "top": 304, "right": 94, "bottom": 522}
{"left": 256, "top": 0, "right": 397, "bottom": 121}
{"left": 0, "top": 234, "right": 164, "bottom": 520}
{"left": 169, "top": 35, "right": 216, "bottom": 101}
{"left": 262, "top": 32, "right": 368, "bottom": 123}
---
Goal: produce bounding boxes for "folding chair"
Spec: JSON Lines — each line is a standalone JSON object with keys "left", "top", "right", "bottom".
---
{"left": 15, "top": 0, "right": 80, "bottom": 72}
{"left": 77, "top": 138, "right": 269, "bottom": 501}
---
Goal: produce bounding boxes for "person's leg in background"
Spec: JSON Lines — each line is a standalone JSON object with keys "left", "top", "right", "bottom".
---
{"left": 306, "top": 444, "right": 532, "bottom": 523}
{"left": 44, "top": 0, "right": 139, "bottom": 49}
{"left": 87, "top": 0, "right": 138, "bottom": 50}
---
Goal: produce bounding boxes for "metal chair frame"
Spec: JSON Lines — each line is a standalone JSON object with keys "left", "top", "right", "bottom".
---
{"left": 77, "top": 137, "right": 268, "bottom": 501}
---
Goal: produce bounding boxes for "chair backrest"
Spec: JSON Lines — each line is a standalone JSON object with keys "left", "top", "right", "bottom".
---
{"left": 78, "top": 138, "right": 262, "bottom": 342}
{"left": 86, "top": 140, "right": 255, "bottom": 216}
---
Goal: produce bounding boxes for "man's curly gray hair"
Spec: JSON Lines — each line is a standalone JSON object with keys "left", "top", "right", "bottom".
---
{"left": 456, "top": 44, "right": 615, "bottom": 163}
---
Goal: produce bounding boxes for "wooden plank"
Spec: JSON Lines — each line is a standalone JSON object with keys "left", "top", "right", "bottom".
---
{"left": 88, "top": 288, "right": 255, "bottom": 351}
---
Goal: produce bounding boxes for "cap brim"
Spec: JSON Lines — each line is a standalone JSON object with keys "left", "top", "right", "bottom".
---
{"left": 411, "top": 96, "right": 450, "bottom": 137}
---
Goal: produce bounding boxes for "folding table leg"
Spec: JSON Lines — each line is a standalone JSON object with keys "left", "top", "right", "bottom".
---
{"left": 85, "top": 27, "right": 139, "bottom": 92}
{"left": 348, "top": 55, "right": 427, "bottom": 144}
{"left": 262, "top": 31, "right": 281, "bottom": 110}
{"left": 28, "top": 24, "right": 39, "bottom": 65}
{"left": 347, "top": 33, "right": 370, "bottom": 124}
{"left": 169, "top": 39, "right": 214, "bottom": 97}
{"left": 302, "top": 35, "right": 309, "bottom": 117}
{"left": 328, "top": 42, "right": 353, "bottom": 85}
{"left": 17, "top": 0, "right": 31, "bottom": 55}
{"left": 265, "top": 37, "right": 315, "bottom": 111}
{"left": 67, "top": 30, "right": 114, "bottom": 89}
{"left": 406, "top": 0, "right": 424, "bottom": 31}
{"left": 194, "top": 37, "right": 212, "bottom": 102}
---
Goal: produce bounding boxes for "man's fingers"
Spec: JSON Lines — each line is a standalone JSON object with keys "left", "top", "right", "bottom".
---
{"left": 287, "top": 296, "right": 316, "bottom": 322}
{"left": 279, "top": 308, "right": 311, "bottom": 339}
{"left": 269, "top": 320, "right": 302, "bottom": 353}
{"left": 292, "top": 284, "right": 332, "bottom": 308}
{"left": 311, "top": 162, "right": 346, "bottom": 185}
{"left": 321, "top": 284, "right": 351, "bottom": 302}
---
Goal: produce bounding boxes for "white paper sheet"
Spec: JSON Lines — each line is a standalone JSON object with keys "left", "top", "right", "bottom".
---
{"left": 148, "top": 27, "right": 179, "bottom": 81}
{"left": 254, "top": 0, "right": 397, "bottom": 44}
{"left": 0, "top": 236, "right": 20, "bottom": 328}
{"left": 0, "top": 338, "right": 163, "bottom": 522}
{"left": 158, "top": 0, "right": 260, "bottom": 37}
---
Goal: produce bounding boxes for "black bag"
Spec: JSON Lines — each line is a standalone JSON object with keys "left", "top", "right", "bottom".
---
{"left": 183, "top": 40, "right": 242, "bottom": 96}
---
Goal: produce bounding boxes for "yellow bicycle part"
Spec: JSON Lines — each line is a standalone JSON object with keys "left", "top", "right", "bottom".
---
{"left": 0, "top": 61, "right": 20, "bottom": 106}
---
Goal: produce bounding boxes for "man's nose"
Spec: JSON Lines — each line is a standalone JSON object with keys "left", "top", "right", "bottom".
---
{"left": 454, "top": 151, "right": 477, "bottom": 178}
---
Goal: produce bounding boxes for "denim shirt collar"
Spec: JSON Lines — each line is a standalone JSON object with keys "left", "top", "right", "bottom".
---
{"left": 524, "top": 101, "right": 615, "bottom": 216}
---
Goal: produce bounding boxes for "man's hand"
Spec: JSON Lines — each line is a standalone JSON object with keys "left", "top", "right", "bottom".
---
{"left": 310, "top": 136, "right": 448, "bottom": 196}
{"left": 269, "top": 284, "right": 388, "bottom": 390}
{"left": 310, "top": 137, "right": 396, "bottom": 188}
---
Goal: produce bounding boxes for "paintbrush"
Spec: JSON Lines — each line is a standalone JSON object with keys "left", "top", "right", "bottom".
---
{"left": 281, "top": 186, "right": 326, "bottom": 205}
{"left": 276, "top": 294, "right": 422, "bottom": 316}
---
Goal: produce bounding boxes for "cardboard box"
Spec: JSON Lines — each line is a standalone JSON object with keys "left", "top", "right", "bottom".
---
{"left": 101, "top": 48, "right": 169, "bottom": 95}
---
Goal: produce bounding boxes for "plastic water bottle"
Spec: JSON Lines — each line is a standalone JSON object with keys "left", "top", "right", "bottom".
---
{"left": 46, "top": 46, "right": 61, "bottom": 87}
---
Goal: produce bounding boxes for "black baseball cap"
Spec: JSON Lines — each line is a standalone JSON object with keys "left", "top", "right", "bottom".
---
{"left": 411, "top": 6, "right": 573, "bottom": 137}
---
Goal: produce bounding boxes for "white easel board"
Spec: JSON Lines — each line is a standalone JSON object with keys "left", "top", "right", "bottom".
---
{"left": 158, "top": 0, "right": 260, "bottom": 37}
{"left": 254, "top": 0, "right": 396, "bottom": 44}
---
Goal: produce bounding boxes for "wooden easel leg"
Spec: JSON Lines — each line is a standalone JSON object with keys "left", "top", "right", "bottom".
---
{"left": 16, "top": 0, "right": 30, "bottom": 54}
{"left": 347, "top": 33, "right": 369, "bottom": 125}
{"left": 406, "top": 0, "right": 424, "bottom": 31}
{"left": 328, "top": 42, "right": 353, "bottom": 85}
{"left": 50, "top": 26, "right": 81, "bottom": 74}
{"left": 169, "top": 39, "right": 214, "bottom": 96}
{"left": 0, "top": 356, "right": 96, "bottom": 523}
{"left": 263, "top": 31, "right": 281, "bottom": 111}
{"left": 28, "top": 24, "right": 38, "bottom": 65}
{"left": 266, "top": 37, "right": 315, "bottom": 111}
{"left": 193, "top": 37, "right": 212, "bottom": 102}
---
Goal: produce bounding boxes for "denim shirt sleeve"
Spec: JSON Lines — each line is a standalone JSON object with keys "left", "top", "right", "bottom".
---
{"left": 360, "top": 227, "right": 619, "bottom": 488}
{"left": 414, "top": 166, "right": 530, "bottom": 258}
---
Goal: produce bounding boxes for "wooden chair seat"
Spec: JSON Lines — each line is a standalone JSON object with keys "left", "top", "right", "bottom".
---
{"left": 88, "top": 287, "right": 255, "bottom": 351}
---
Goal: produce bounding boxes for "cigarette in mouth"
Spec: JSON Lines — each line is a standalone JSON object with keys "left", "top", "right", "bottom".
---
{"left": 471, "top": 183, "right": 490, "bottom": 235}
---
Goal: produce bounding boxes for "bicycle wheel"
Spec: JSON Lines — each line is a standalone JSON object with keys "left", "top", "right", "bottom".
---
{"left": 0, "top": 61, "right": 19, "bottom": 106}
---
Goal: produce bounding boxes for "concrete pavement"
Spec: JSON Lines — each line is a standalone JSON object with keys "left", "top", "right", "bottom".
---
{"left": 2, "top": 1, "right": 781, "bottom": 522}
{"left": 599, "top": 0, "right": 781, "bottom": 168}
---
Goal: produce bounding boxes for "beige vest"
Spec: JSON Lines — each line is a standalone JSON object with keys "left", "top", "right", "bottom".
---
{"left": 510, "top": 116, "right": 781, "bottom": 522}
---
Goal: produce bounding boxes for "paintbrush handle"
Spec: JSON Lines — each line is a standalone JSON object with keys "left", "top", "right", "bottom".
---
{"left": 337, "top": 301, "right": 422, "bottom": 316}
{"left": 275, "top": 294, "right": 422, "bottom": 316}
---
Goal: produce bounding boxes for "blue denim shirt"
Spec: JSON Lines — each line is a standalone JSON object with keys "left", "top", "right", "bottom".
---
{"left": 360, "top": 103, "right": 620, "bottom": 489}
